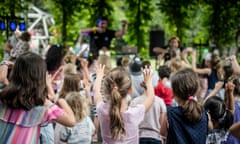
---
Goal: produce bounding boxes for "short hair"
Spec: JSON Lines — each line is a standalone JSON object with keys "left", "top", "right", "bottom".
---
{"left": 158, "top": 65, "right": 171, "bottom": 79}
{"left": 96, "top": 16, "right": 108, "bottom": 24}
{"left": 168, "top": 36, "right": 181, "bottom": 47}
{"left": 20, "top": 31, "right": 31, "bottom": 41}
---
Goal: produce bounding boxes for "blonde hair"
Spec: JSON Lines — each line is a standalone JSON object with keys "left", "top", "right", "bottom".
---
{"left": 62, "top": 63, "right": 77, "bottom": 76}
{"left": 102, "top": 67, "right": 132, "bottom": 140}
{"left": 170, "top": 57, "right": 184, "bottom": 73}
{"left": 65, "top": 92, "right": 89, "bottom": 121}
{"left": 59, "top": 73, "right": 81, "bottom": 99}
{"left": 97, "top": 55, "right": 112, "bottom": 74}
{"left": 121, "top": 56, "right": 130, "bottom": 67}
{"left": 211, "top": 54, "right": 224, "bottom": 80}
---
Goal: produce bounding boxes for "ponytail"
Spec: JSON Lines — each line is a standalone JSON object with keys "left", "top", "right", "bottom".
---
{"left": 109, "top": 88, "right": 125, "bottom": 140}
{"left": 182, "top": 99, "right": 203, "bottom": 123}
{"left": 219, "top": 109, "right": 233, "bottom": 130}
{"left": 102, "top": 67, "right": 131, "bottom": 140}
{"left": 204, "top": 96, "right": 233, "bottom": 130}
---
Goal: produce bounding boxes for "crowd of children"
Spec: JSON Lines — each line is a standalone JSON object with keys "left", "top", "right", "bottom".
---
{"left": 1, "top": 33, "right": 240, "bottom": 144}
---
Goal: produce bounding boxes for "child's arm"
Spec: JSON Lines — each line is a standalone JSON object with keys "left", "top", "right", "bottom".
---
{"left": 93, "top": 64, "right": 105, "bottom": 105}
{"left": 181, "top": 50, "right": 191, "bottom": 68}
{"left": 160, "top": 112, "right": 168, "bottom": 143}
{"left": 84, "top": 80, "right": 92, "bottom": 105}
{"left": 203, "top": 81, "right": 224, "bottom": 104}
{"left": 80, "top": 58, "right": 91, "bottom": 83}
{"left": 55, "top": 98, "right": 76, "bottom": 127}
{"left": 0, "top": 61, "right": 14, "bottom": 86}
{"left": 225, "top": 81, "right": 235, "bottom": 113}
{"left": 51, "top": 66, "right": 63, "bottom": 82}
{"left": 226, "top": 55, "right": 240, "bottom": 75}
{"left": 142, "top": 68, "right": 155, "bottom": 112}
{"left": 46, "top": 74, "right": 55, "bottom": 102}
{"left": 229, "top": 122, "right": 240, "bottom": 139}
{"left": 191, "top": 51, "right": 211, "bottom": 75}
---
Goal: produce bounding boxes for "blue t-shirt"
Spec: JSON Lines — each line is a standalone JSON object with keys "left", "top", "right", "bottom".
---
{"left": 167, "top": 107, "right": 208, "bottom": 144}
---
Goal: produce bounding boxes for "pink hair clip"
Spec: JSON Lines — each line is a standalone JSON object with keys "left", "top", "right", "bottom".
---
{"left": 113, "top": 86, "right": 118, "bottom": 90}
{"left": 188, "top": 96, "right": 194, "bottom": 100}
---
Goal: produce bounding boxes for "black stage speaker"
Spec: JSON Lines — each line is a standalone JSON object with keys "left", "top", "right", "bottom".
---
{"left": 149, "top": 30, "right": 165, "bottom": 57}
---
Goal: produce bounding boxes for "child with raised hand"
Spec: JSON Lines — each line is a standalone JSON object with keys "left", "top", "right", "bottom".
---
{"left": 54, "top": 92, "right": 95, "bottom": 144}
{"left": 94, "top": 64, "right": 154, "bottom": 143}
{"left": 0, "top": 52, "right": 75, "bottom": 143}
{"left": 204, "top": 81, "right": 234, "bottom": 144}
{"left": 161, "top": 68, "right": 209, "bottom": 144}
{"left": 226, "top": 76, "right": 240, "bottom": 143}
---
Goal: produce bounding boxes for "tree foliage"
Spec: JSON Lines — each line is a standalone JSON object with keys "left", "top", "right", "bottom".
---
{"left": 1, "top": 0, "right": 240, "bottom": 56}
{"left": 124, "top": 0, "right": 155, "bottom": 55}
{"left": 203, "top": 0, "right": 240, "bottom": 52}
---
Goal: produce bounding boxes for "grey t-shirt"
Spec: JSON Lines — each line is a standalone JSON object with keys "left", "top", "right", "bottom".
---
{"left": 132, "top": 95, "right": 166, "bottom": 141}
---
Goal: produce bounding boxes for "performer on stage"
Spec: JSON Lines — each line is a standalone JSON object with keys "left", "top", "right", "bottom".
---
{"left": 81, "top": 16, "right": 127, "bottom": 58}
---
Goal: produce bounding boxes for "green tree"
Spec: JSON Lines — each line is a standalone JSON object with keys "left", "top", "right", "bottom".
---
{"left": 158, "top": 0, "right": 201, "bottom": 43}
{"left": 203, "top": 0, "right": 240, "bottom": 53}
{"left": 124, "top": 0, "right": 155, "bottom": 56}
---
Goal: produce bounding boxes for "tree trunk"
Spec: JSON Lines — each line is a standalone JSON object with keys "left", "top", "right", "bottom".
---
{"left": 61, "top": 0, "right": 67, "bottom": 45}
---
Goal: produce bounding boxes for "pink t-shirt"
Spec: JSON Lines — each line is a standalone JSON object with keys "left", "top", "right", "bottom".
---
{"left": 97, "top": 101, "right": 145, "bottom": 144}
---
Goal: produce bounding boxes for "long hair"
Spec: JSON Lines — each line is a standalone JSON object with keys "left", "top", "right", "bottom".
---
{"left": 59, "top": 73, "right": 81, "bottom": 99}
{"left": 171, "top": 68, "right": 203, "bottom": 123}
{"left": 97, "top": 55, "right": 112, "bottom": 74}
{"left": 0, "top": 52, "right": 48, "bottom": 110}
{"left": 65, "top": 92, "right": 89, "bottom": 121}
{"left": 102, "top": 67, "right": 132, "bottom": 140}
{"left": 211, "top": 54, "right": 224, "bottom": 80}
{"left": 204, "top": 96, "right": 233, "bottom": 130}
{"left": 232, "top": 76, "right": 240, "bottom": 96}
{"left": 46, "top": 44, "right": 64, "bottom": 71}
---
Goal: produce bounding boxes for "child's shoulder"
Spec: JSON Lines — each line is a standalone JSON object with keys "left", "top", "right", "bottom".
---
{"left": 0, "top": 102, "right": 49, "bottom": 127}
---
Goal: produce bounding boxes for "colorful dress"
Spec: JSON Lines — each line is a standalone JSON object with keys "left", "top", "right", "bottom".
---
{"left": 0, "top": 101, "right": 64, "bottom": 143}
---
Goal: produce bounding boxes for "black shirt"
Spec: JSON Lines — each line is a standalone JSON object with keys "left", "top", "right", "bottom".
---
{"left": 89, "top": 29, "right": 116, "bottom": 51}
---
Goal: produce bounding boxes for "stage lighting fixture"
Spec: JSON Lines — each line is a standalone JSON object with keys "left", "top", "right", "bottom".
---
{"left": 0, "top": 21, "right": 5, "bottom": 30}
{"left": 19, "top": 22, "right": 26, "bottom": 31}
{"left": 9, "top": 21, "right": 17, "bottom": 31}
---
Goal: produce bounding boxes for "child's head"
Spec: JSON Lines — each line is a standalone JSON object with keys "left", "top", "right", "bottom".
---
{"left": 158, "top": 65, "right": 171, "bottom": 79}
{"left": 121, "top": 55, "right": 130, "bottom": 68}
{"left": 141, "top": 60, "right": 151, "bottom": 68}
{"left": 169, "top": 57, "right": 184, "bottom": 73}
{"left": 62, "top": 63, "right": 77, "bottom": 76}
{"left": 65, "top": 92, "right": 89, "bottom": 121}
{"left": 97, "top": 55, "right": 112, "bottom": 74}
{"left": 46, "top": 44, "right": 64, "bottom": 71}
{"left": 59, "top": 73, "right": 81, "bottom": 99}
{"left": 19, "top": 31, "right": 31, "bottom": 42}
{"left": 204, "top": 96, "right": 233, "bottom": 130}
{"left": 0, "top": 52, "right": 47, "bottom": 110}
{"left": 102, "top": 67, "right": 132, "bottom": 139}
{"left": 171, "top": 68, "right": 203, "bottom": 123}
